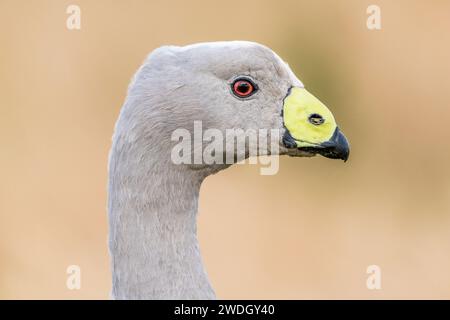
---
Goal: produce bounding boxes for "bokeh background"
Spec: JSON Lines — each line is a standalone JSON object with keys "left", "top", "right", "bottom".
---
{"left": 1, "top": 0, "right": 450, "bottom": 299}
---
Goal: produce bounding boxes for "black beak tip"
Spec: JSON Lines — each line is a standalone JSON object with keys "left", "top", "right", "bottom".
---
{"left": 334, "top": 129, "right": 350, "bottom": 162}
{"left": 297, "top": 127, "right": 350, "bottom": 162}
{"left": 337, "top": 131, "right": 350, "bottom": 162}
{"left": 342, "top": 150, "right": 350, "bottom": 162}
{"left": 329, "top": 127, "right": 350, "bottom": 162}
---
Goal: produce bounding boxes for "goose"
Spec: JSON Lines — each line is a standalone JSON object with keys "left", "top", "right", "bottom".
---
{"left": 108, "top": 41, "right": 349, "bottom": 300}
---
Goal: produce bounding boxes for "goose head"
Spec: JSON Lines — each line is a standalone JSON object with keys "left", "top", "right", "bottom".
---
{"left": 109, "top": 41, "right": 350, "bottom": 299}
{"left": 120, "top": 41, "right": 349, "bottom": 174}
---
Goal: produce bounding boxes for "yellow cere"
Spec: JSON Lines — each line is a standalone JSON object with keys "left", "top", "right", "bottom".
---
{"left": 283, "top": 87, "right": 337, "bottom": 147}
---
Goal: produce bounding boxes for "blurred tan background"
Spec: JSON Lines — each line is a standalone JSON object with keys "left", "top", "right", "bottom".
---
{"left": 1, "top": 0, "right": 450, "bottom": 299}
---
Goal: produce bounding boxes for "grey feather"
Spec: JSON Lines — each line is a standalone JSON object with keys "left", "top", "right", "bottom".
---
{"left": 108, "top": 41, "right": 305, "bottom": 299}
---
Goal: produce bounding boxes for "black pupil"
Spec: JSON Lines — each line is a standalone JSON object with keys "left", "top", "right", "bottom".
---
{"left": 237, "top": 82, "right": 250, "bottom": 93}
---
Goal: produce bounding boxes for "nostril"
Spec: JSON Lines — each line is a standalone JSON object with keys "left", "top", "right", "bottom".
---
{"left": 308, "top": 113, "right": 325, "bottom": 125}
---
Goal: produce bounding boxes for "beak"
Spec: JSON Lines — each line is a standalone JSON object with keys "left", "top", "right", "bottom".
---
{"left": 282, "top": 87, "right": 350, "bottom": 162}
{"left": 298, "top": 127, "right": 350, "bottom": 161}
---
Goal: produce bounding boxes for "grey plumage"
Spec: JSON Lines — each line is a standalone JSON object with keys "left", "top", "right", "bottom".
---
{"left": 108, "top": 41, "right": 312, "bottom": 299}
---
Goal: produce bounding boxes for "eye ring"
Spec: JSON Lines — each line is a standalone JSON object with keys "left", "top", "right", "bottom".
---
{"left": 231, "top": 77, "right": 258, "bottom": 98}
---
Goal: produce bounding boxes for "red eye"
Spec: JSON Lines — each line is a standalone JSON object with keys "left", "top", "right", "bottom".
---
{"left": 232, "top": 78, "right": 257, "bottom": 98}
